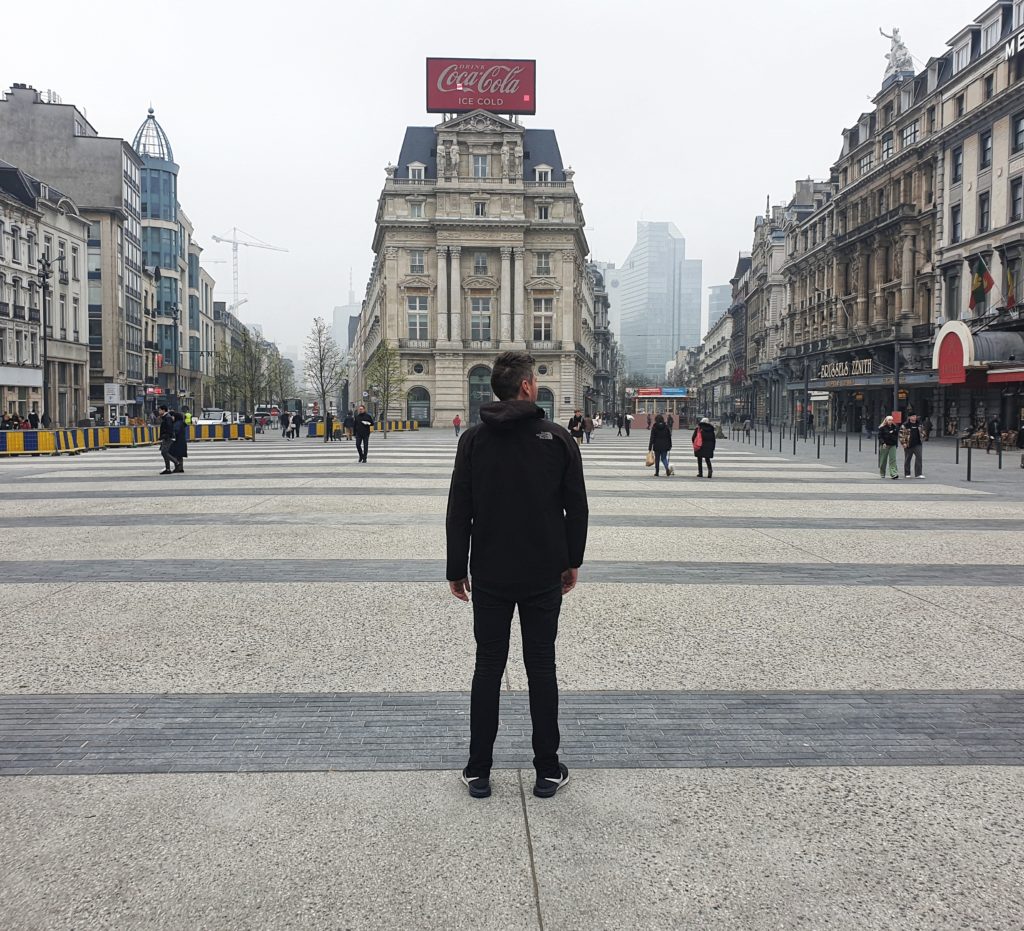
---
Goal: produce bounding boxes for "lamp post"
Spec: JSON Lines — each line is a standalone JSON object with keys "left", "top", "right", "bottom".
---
{"left": 36, "top": 255, "right": 64, "bottom": 427}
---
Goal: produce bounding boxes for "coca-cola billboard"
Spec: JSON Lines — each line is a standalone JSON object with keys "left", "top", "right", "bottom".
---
{"left": 426, "top": 58, "right": 536, "bottom": 115}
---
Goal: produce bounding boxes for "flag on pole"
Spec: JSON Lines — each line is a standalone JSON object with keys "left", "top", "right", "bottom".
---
{"left": 968, "top": 257, "right": 995, "bottom": 310}
{"left": 1007, "top": 263, "right": 1017, "bottom": 310}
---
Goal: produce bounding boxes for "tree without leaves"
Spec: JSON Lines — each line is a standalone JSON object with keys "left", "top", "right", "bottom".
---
{"left": 303, "top": 317, "right": 346, "bottom": 443}
{"left": 364, "top": 338, "right": 406, "bottom": 438}
{"left": 233, "top": 329, "right": 270, "bottom": 441}
{"left": 268, "top": 354, "right": 297, "bottom": 412}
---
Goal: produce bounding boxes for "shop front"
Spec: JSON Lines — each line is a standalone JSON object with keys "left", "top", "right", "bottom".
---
{"left": 932, "top": 320, "right": 1024, "bottom": 436}
{"left": 628, "top": 386, "right": 693, "bottom": 427}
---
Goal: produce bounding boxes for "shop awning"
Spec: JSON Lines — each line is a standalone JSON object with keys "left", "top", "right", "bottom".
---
{"left": 932, "top": 321, "right": 1024, "bottom": 385}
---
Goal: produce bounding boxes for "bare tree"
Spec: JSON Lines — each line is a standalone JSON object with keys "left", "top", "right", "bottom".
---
{"left": 268, "top": 353, "right": 297, "bottom": 411}
{"left": 303, "top": 317, "right": 346, "bottom": 443}
{"left": 364, "top": 338, "right": 406, "bottom": 438}
{"left": 234, "top": 329, "right": 270, "bottom": 441}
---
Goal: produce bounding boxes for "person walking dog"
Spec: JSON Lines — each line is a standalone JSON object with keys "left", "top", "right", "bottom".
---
{"left": 446, "top": 352, "right": 588, "bottom": 801}
{"left": 648, "top": 413, "right": 673, "bottom": 477}
{"left": 692, "top": 417, "right": 716, "bottom": 478}
{"left": 878, "top": 415, "right": 900, "bottom": 479}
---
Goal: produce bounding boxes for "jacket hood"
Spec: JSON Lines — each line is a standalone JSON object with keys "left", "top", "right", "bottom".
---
{"left": 479, "top": 400, "right": 545, "bottom": 428}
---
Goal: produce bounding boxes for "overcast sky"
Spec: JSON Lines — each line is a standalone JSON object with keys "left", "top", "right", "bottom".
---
{"left": 4, "top": 0, "right": 980, "bottom": 352}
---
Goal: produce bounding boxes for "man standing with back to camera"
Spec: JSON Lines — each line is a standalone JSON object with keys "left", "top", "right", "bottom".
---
{"left": 446, "top": 352, "right": 589, "bottom": 800}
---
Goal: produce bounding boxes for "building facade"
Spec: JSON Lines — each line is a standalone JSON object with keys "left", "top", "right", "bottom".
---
{"left": 353, "top": 109, "right": 594, "bottom": 426}
{"left": 0, "top": 161, "right": 89, "bottom": 425}
{"left": 0, "top": 83, "right": 145, "bottom": 421}
{"left": 707, "top": 284, "right": 732, "bottom": 332}
{"left": 617, "top": 222, "right": 702, "bottom": 380}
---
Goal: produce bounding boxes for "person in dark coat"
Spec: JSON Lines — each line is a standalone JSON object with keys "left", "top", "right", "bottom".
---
{"left": 353, "top": 404, "right": 374, "bottom": 462}
{"left": 169, "top": 410, "right": 188, "bottom": 473}
{"left": 280, "top": 411, "right": 290, "bottom": 438}
{"left": 28, "top": 411, "right": 39, "bottom": 429}
{"left": 692, "top": 417, "right": 717, "bottom": 478}
{"left": 343, "top": 410, "right": 355, "bottom": 440}
{"left": 157, "top": 404, "right": 177, "bottom": 474}
{"left": 616, "top": 413, "right": 624, "bottom": 436}
{"left": 648, "top": 413, "right": 673, "bottom": 477}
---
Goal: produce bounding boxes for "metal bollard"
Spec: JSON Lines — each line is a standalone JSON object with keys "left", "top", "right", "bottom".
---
{"left": 956, "top": 439, "right": 959, "bottom": 464}
{"left": 833, "top": 430, "right": 837, "bottom": 447}
{"left": 792, "top": 431, "right": 797, "bottom": 455}
{"left": 998, "top": 437, "right": 1002, "bottom": 470}
{"left": 858, "top": 433, "right": 862, "bottom": 453}
{"left": 817, "top": 435, "right": 821, "bottom": 459}
{"left": 845, "top": 433, "right": 849, "bottom": 463}
{"left": 967, "top": 444, "right": 972, "bottom": 482}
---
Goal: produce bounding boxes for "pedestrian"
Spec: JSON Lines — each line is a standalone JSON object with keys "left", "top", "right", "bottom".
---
{"left": 666, "top": 412, "right": 674, "bottom": 432}
{"left": 343, "top": 410, "right": 355, "bottom": 441}
{"left": 353, "top": 403, "right": 374, "bottom": 462}
{"left": 806, "top": 411, "right": 815, "bottom": 438}
{"left": 616, "top": 413, "right": 624, "bottom": 436}
{"left": 28, "top": 411, "right": 39, "bottom": 429}
{"left": 624, "top": 412, "right": 633, "bottom": 436}
{"left": 900, "top": 413, "right": 927, "bottom": 479}
{"left": 583, "top": 412, "right": 594, "bottom": 444}
{"left": 446, "top": 351, "right": 588, "bottom": 800}
{"left": 280, "top": 410, "right": 290, "bottom": 438}
{"left": 987, "top": 414, "right": 1001, "bottom": 453}
{"left": 743, "top": 417, "right": 752, "bottom": 438}
{"left": 157, "top": 404, "right": 177, "bottom": 474}
{"left": 692, "top": 417, "right": 717, "bottom": 478}
{"left": 183, "top": 409, "right": 192, "bottom": 426}
{"left": 290, "top": 411, "right": 302, "bottom": 439}
{"left": 878, "top": 415, "right": 900, "bottom": 479}
{"left": 169, "top": 410, "right": 188, "bottom": 473}
{"left": 648, "top": 413, "right": 673, "bottom": 477}
{"left": 325, "top": 411, "right": 336, "bottom": 441}
{"left": 568, "top": 409, "right": 584, "bottom": 446}
{"left": 453, "top": 413, "right": 462, "bottom": 437}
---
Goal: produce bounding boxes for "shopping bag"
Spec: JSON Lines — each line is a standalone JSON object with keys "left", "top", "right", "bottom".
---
{"left": 645, "top": 450, "right": 655, "bottom": 467}
{"left": 693, "top": 429, "right": 704, "bottom": 452}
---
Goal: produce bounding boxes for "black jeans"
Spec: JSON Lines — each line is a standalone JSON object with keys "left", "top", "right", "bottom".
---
{"left": 468, "top": 583, "right": 562, "bottom": 779}
{"left": 355, "top": 434, "right": 368, "bottom": 460}
{"left": 697, "top": 455, "right": 713, "bottom": 477}
{"left": 904, "top": 444, "right": 922, "bottom": 476}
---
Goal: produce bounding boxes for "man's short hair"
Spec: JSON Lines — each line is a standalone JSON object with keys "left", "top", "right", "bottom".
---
{"left": 491, "top": 352, "right": 536, "bottom": 401}
{"left": 158, "top": 405, "right": 168, "bottom": 412}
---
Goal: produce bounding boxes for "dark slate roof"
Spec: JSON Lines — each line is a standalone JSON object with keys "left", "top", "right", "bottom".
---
{"left": 0, "top": 159, "right": 37, "bottom": 209}
{"left": 395, "top": 125, "right": 565, "bottom": 180}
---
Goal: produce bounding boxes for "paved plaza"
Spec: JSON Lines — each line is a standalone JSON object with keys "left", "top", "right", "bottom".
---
{"left": 1, "top": 427, "right": 1023, "bottom": 929}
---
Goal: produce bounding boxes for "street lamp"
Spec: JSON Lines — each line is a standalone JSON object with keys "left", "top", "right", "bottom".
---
{"left": 36, "top": 255, "right": 65, "bottom": 427}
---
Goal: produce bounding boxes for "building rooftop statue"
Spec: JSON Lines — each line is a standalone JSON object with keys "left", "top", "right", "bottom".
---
{"left": 132, "top": 107, "right": 174, "bottom": 162}
{"left": 881, "top": 27, "right": 915, "bottom": 87}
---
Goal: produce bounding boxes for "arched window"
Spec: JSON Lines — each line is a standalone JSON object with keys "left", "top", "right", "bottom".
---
{"left": 407, "top": 386, "right": 430, "bottom": 425}
{"left": 468, "top": 366, "right": 493, "bottom": 425}
{"left": 537, "top": 387, "right": 555, "bottom": 421}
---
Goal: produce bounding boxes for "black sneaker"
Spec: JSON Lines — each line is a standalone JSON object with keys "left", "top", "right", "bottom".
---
{"left": 461, "top": 768, "right": 491, "bottom": 799}
{"left": 533, "top": 763, "right": 569, "bottom": 798}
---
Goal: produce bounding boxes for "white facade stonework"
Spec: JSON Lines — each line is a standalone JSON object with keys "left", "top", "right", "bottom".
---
{"left": 353, "top": 110, "right": 594, "bottom": 426}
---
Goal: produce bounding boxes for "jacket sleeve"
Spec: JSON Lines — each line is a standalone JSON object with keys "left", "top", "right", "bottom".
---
{"left": 445, "top": 432, "right": 474, "bottom": 581}
{"left": 648, "top": 428, "right": 655, "bottom": 451}
{"left": 562, "top": 437, "right": 589, "bottom": 569}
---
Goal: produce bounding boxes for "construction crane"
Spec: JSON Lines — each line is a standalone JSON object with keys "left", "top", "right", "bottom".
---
{"left": 210, "top": 228, "right": 287, "bottom": 313}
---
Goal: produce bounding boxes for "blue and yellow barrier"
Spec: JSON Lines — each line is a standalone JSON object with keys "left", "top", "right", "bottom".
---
{"left": 187, "top": 423, "right": 254, "bottom": 441}
{"left": 0, "top": 422, "right": 257, "bottom": 457}
{"left": 306, "top": 420, "right": 420, "bottom": 437}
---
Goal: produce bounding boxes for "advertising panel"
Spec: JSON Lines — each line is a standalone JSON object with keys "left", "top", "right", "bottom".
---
{"left": 636, "top": 387, "right": 688, "bottom": 397}
{"left": 426, "top": 58, "right": 536, "bottom": 114}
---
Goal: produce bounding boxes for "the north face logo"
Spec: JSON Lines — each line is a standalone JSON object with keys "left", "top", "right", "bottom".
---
{"left": 537, "top": 431, "right": 553, "bottom": 440}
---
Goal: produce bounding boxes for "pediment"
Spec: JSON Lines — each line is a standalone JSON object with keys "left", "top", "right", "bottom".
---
{"left": 437, "top": 109, "right": 522, "bottom": 135}
{"left": 462, "top": 275, "right": 499, "bottom": 290}
{"left": 399, "top": 275, "right": 433, "bottom": 291}
{"left": 525, "top": 276, "right": 560, "bottom": 291}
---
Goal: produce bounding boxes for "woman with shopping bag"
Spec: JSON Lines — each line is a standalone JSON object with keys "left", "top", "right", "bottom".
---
{"left": 692, "top": 417, "right": 716, "bottom": 478}
{"left": 648, "top": 414, "right": 673, "bottom": 477}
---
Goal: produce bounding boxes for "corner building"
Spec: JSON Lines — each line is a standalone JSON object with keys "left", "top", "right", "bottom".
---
{"left": 354, "top": 110, "right": 594, "bottom": 425}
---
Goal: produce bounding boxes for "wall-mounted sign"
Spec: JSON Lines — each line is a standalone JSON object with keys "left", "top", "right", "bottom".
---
{"left": 426, "top": 58, "right": 537, "bottom": 114}
{"left": 818, "top": 359, "right": 873, "bottom": 379}
{"left": 1005, "top": 30, "right": 1024, "bottom": 60}
{"left": 103, "top": 383, "right": 120, "bottom": 405}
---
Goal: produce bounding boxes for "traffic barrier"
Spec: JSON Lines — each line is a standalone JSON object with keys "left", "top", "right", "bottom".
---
{"left": 0, "top": 429, "right": 56, "bottom": 456}
{"left": 55, "top": 429, "right": 85, "bottom": 455}
{"left": 188, "top": 423, "right": 248, "bottom": 442}
{"left": 306, "top": 420, "right": 420, "bottom": 437}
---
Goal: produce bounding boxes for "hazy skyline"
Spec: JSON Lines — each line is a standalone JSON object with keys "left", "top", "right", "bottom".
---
{"left": 3, "top": 0, "right": 981, "bottom": 349}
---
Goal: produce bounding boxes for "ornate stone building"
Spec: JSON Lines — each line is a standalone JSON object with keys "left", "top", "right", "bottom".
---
{"left": 353, "top": 109, "right": 595, "bottom": 426}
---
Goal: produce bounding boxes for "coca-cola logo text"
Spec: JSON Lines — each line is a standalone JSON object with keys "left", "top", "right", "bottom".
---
{"left": 426, "top": 58, "right": 536, "bottom": 114}
{"left": 437, "top": 64, "right": 524, "bottom": 95}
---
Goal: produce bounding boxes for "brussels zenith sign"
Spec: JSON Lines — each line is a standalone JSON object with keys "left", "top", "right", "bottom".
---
{"left": 426, "top": 58, "right": 537, "bottom": 115}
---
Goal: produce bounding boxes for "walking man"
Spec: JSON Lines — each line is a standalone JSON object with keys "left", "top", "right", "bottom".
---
{"left": 446, "top": 352, "right": 588, "bottom": 800}
{"left": 568, "top": 409, "right": 584, "bottom": 446}
{"left": 343, "top": 409, "right": 355, "bottom": 441}
{"left": 901, "top": 413, "right": 927, "bottom": 479}
{"left": 453, "top": 413, "right": 462, "bottom": 437}
{"left": 624, "top": 412, "right": 633, "bottom": 436}
{"left": 157, "top": 404, "right": 178, "bottom": 475}
{"left": 878, "top": 415, "right": 900, "bottom": 479}
{"left": 616, "top": 413, "right": 624, "bottom": 436}
{"left": 583, "top": 412, "right": 595, "bottom": 444}
{"left": 353, "top": 404, "right": 374, "bottom": 462}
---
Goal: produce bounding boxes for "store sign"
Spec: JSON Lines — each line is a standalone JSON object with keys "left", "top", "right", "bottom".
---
{"left": 1005, "top": 29, "right": 1024, "bottom": 60}
{"left": 426, "top": 58, "right": 536, "bottom": 114}
{"left": 636, "top": 387, "right": 689, "bottom": 397}
{"left": 818, "top": 359, "right": 873, "bottom": 379}
{"left": 103, "top": 383, "right": 120, "bottom": 405}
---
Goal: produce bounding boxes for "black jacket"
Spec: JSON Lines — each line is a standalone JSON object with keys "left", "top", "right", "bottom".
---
{"left": 648, "top": 422, "right": 672, "bottom": 453}
{"left": 446, "top": 400, "right": 589, "bottom": 594}
{"left": 567, "top": 415, "right": 584, "bottom": 437}
{"left": 353, "top": 412, "right": 374, "bottom": 437}
{"left": 692, "top": 423, "right": 716, "bottom": 458}
{"left": 158, "top": 412, "right": 175, "bottom": 442}
{"left": 879, "top": 423, "right": 900, "bottom": 446}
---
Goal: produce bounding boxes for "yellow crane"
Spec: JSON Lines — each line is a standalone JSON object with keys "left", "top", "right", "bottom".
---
{"left": 210, "top": 227, "right": 287, "bottom": 314}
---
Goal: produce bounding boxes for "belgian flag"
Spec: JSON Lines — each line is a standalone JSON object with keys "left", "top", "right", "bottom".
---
{"left": 968, "top": 257, "right": 994, "bottom": 310}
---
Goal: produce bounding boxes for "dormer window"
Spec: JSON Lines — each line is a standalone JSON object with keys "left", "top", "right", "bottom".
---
{"left": 953, "top": 44, "right": 970, "bottom": 74}
{"left": 1017, "top": 0, "right": 1024, "bottom": 28}
{"left": 534, "top": 166, "right": 552, "bottom": 183}
{"left": 982, "top": 18, "right": 1000, "bottom": 53}
{"left": 408, "top": 163, "right": 425, "bottom": 181}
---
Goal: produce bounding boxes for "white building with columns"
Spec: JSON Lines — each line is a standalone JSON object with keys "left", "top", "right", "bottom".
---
{"left": 353, "top": 109, "right": 595, "bottom": 426}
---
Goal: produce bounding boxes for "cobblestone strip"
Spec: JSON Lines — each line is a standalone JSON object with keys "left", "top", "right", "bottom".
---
{"left": 3, "top": 559, "right": 1020, "bottom": 586}
{"left": 1, "top": 690, "right": 1022, "bottom": 776}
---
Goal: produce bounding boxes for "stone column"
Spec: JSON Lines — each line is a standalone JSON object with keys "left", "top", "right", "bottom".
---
{"left": 834, "top": 255, "right": 846, "bottom": 337}
{"left": 871, "top": 244, "right": 887, "bottom": 328}
{"left": 435, "top": 246, "right": 449, "bottom": 345}
{"left": 856, "top": 247, "right": 870, "bottom": 332}
{"left": 384, "top": 247, "right": 401, "bottom": 343}
{"left": 449, "top": 247, "right": 463, "bottom": 347}
{"left": 512, "top": 247, "right": 526, "bottom": 348}
{"left": 899, "top": 236, "right": 914, "bottom": 322}
{"left": 499, "top": 246, "right": 512, "bottom": 345}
